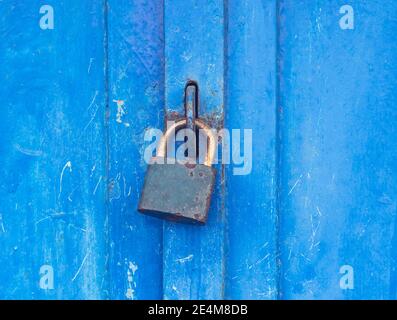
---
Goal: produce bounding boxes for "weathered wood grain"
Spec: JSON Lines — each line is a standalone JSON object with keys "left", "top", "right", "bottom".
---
{"left": 0, "top": 0, "right": 107, "bottom": 299}
{"left": 224, "top": 0, "right": 278, "bottom": 300}
{"left": 162, "top": 0, "right": 226, "bottom": 299}
{"left": 278, "top": 0, "right": 397, "bottom": 299}
{"left": 107, "top": 0, "right": 164, "bottom": 299}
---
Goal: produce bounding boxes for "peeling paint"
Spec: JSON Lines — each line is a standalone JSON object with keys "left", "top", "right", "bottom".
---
{"left": 126, "top": 261, "right": 138, "bottom": 300}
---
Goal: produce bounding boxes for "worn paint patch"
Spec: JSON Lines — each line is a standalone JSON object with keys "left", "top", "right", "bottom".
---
{"left": 113, "top": 99, "right": 130, "bottom": 127}
{"left": 126, "top": 261, "right": 138, "bottom": 300}
{"left": 175, "top": 254, "right": 194, "bottom": 264}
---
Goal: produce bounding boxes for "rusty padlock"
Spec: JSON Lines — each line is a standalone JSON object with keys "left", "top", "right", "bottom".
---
{"left": 138, "top": 118, "right": 217, "bottom": 224}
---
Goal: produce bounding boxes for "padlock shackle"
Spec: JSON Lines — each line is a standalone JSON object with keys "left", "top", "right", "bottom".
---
{"left": 157, "top": 118, "right": 216, "bottom": 167}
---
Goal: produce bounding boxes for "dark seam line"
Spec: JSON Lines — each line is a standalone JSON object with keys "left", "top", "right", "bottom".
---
{"left": 103, "top": 0, "right": 111, "bottom": 300}
{"left": 221, "top": 0, "right": 229, "bottom": 300}
{"left": 275, "top": 0, "right": 283, "bottom": 300}
{"left": 161, "top": 0, "right": 166, "bottom": 300}
{"left": 275, "top": 0, "right": 283, "bottom": 301}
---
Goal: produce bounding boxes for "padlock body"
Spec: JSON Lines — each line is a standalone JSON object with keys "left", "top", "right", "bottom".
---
{"left": 138, "top": 158, "right": 216, "bottom": 224}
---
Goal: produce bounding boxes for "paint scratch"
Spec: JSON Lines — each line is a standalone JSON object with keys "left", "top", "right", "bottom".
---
{"left": 82, "top": 91, "right": 100, "bottom": 132}
{"left": 87, "top": 90, "right": 99, "bottom": 111}
{"left": 175, "top": 254, "right": 194, "bottom": 263}
{"left": 93, "top": 176, "right": 102, "bottom": 195}
{"left": 288, "top": 248, "right": 292, "bottom": 260}
{"left": 248, "top": 254, "right": 270, "bottom": 270}
{"left": 0, "top": 214, "right": 5, "bottom": 233}
{"left": 58, "top": 161, "right": 72, "bottom": 199}
{"left": 35, "top": 216, "right": 51, "bottom": 226}
{"left": 288, "top": 174, "right": 303, "bottom": 196}
{"left": 67, "top": 186, "right": 78, "bottom": 203}
{"left": 15, "top": 144, "right": 43, "bottom": 157}
{"left": 90, "top": 164, "right": 96, "bottom": 177}
{"left": 35, "top": 212, "right": 86, "bottom": 233}
{"left": 87, "top": 57, "right": 94, "bottom": 74}
{"left": 309, "top": 206, "right": 322, "bottom": 250}
{"left": 123, "top": 176, "right": 132, "bottom": 198}
{"left": 72, "top": 252, "right": 89, "bottom": 282}
{"left": 172, "top": 285, "right": 179, "bottom": 293}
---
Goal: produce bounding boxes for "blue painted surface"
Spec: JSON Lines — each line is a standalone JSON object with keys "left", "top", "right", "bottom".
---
{"left": 163, "top": 0, "right": 225, "bottom": 300}
{"left": 0, "top": 1, "right": 107, "bottom": 299}
{"left": 278, "top": 0, "right": 397, "bottom": 300}
{"left": 1, "top": 0, "right": 397, "bottom": 300}
{"left": 224, "top": 0, "right": 278, "bottom": 300}
{"left": 107, "top": 0, "right": 164, "bottom": 300}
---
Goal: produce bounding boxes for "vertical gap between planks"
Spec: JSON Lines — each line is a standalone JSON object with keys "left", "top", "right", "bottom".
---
{"left": 161, "top": 0, "right": 166, "bottom": 300}
{"left": 275, "top": 0, "right": 282, "bottom": 300}
{"left": 222, "top": 0, "right": 229, "bottom": 300}
{"left": 103, "top": 0, "right": 111, "bottom": 299}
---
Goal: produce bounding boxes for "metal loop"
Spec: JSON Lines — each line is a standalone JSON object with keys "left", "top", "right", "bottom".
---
{"left": 157, "top": 118, "right": 216, "bottom": 167}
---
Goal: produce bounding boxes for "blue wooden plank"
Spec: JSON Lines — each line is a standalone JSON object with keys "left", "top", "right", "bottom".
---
{"left": 278, "top": 0, "right": 397, "bottom": 299}
{"left": 163, "top": 0, "right": 225, "bottom": 299}
{"left": 224, "top": 0, "right": 278, "bottom": 299}
{"left": 0, "top": 1, "right": 107, "bottom": 299}
{"left": 4, "top": 0, "right": 397, "bottom": 301}
{"left": 107, "top": 0, "right": 164, "bottom": 299}
{"left": 164, "top": 1, "right": 224, "bottom": 120}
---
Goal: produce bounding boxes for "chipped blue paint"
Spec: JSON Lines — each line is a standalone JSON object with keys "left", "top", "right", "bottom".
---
{"left": 1, "top": 0, "right": 397, "bottom": 300}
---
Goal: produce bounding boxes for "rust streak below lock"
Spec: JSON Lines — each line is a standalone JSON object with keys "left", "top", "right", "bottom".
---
{"left": 138, "top": 118, "right": 217, "bottom": 225}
